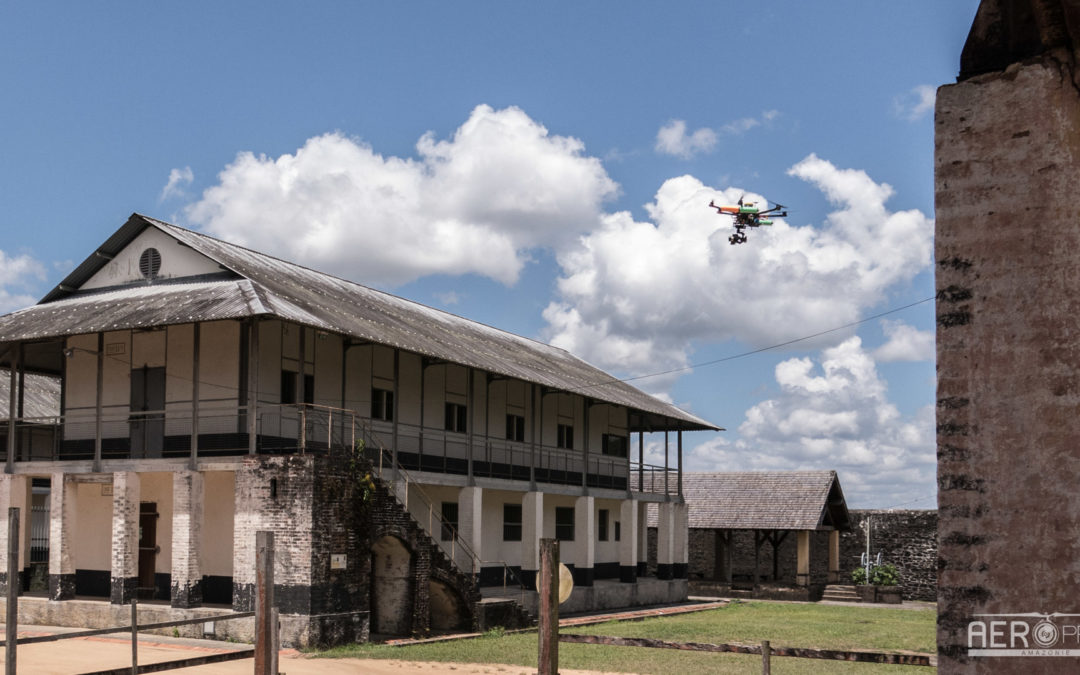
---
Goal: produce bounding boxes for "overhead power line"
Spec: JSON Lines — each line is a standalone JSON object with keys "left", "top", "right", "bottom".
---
{"left": 573, "top": 295, "right": 936, "bottom": 392}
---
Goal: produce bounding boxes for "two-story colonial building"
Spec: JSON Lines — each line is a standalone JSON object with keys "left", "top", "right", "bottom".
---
{"left": 0, "top": 214, "right": 718, "bottom": 645}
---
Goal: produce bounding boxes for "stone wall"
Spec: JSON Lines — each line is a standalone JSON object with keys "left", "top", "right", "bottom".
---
{"left": 675, "top": 509, "right": 936, "bottom": 602}
{"left": 841, "top": 510, "right": 936, "bottom": 602}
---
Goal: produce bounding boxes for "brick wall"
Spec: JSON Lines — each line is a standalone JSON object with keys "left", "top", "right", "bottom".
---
{"left": 232, "top": 454, "right": 370, "bottom": 646}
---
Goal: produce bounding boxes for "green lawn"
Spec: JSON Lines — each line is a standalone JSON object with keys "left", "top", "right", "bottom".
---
{"left": 317, "top": 601, "right": 937, "bottom": 674}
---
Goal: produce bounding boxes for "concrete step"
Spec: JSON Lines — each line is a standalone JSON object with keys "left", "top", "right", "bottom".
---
{"left": 821, "top": 584, "right": 860, "bottom": 602}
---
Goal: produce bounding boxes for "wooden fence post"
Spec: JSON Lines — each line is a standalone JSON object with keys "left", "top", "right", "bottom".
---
{"left": 130, "top": 597, "right": 138, "bottom": 675}
{"left": 538, "top": 538, "right": 559, "bottom": 675}
{"left": 5, "top": 507, "right": 18, "bottom": 675}
{"left": 761, "top": 639, "right": 771, "bottom": 675}
{"left": 255, "top": 531, "right": 276, "bottom": 675}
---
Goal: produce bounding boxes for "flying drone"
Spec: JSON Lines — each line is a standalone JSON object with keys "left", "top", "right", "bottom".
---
{"left": 708, "top": 197, "right": 787, "bottom": 244}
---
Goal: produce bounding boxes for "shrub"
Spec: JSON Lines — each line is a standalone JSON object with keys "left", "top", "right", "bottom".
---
{"left": 852, "top": 563, "right": 899, "bottom": 586}
{"left": 871, "top": 563, "right": 899, "bottom": 586}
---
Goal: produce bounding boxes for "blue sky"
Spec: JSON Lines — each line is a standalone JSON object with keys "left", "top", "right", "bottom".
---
{"left": 1, "top": 2, "right": 980, "bottom": 507}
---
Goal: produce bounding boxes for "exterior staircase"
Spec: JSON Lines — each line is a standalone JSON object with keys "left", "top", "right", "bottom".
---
{"left": 363, "top": 451, "right": 533, "bottom": 633}
{"left": 821, "top": 584, "right": 860, "bottom": 602}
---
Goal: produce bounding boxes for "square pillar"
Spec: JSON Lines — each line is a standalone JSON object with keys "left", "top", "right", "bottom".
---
{"left": 796, "top": 531, "right": 811, "bottom": 586}
{"left": 521, "top": 491, "right": 543, "bottom": 590}
{"left": 618, "top": 499, "right": 637, "bottom": 582}
{"left": 656, "top": 502, "right": 675, "bottom": 580}
{"left": 48, "top": 473, "right": 77, "bottom": 600}
{"left": 0, "top": 475, "right": 29, "bottom": 594}
{"left": 171, "top": 471, "right": 204, "bottom": 608}
{"left": 458, "top": 486, "right": 483, "bottom": 576}
{"left": 636, "top": 501, "right": 648, "bottom": 577}
{"left": 828, "top": 530, "right": 840, "bottom": 583}
{"left": 574, "top": 496, "right": 595, "bottom": 586}
{"left": 673, "top": 502, "right": 689, "bottom": 579}
{"left": 110, "top": 472, "right": 140, "bottom": 604}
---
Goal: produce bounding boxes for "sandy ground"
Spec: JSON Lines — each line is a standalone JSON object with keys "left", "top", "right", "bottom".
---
{"left": 0, "top": 630, "right": 625, "bottom": 675}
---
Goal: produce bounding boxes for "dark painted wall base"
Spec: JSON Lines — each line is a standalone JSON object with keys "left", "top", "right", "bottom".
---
{"left": 619, "top": 566, "right": 637, "bottom": 583}
{"left": 656, "top": 564, "right": 674, "bottom": 580}
{"left": 49, "top": 573, "right": 75, "bottom": 600}
{"left": 171, "top": 577, "right": 203, "bottom": 608}
{"left": 110, "top": 576, "right": 137, "bottom": 604}
{"left": 674, "top": 563, "right": 688, "bottom": 579}
{"left": 570, "top": 566, "right": 594, "bottom": 587}
{"left": 76, "top": 569, "right": 109, "bottom": 597}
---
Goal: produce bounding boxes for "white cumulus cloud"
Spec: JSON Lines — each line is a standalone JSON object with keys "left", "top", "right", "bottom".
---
{"left": 689, "top": 337, "right": 935, "bottom": 507}
{"left": 542, "top": 154, "right": 934, "bottom": 379}
{"left": 0, "top": 250, "right": 46, "bottom": 313}
{"left": 873, "top": 319, "right": 934, "bottom": 362}
{"left": 655, "top": 120, "right": 718, "bottom": 159}
{"left": 894, "top": 84, "right": 936, "bottom": 121}
{"left": 184, "top": 105, "right": 618, "bottom": 287}
{"left": 160, "top": 166, "right": 194, "bottom": 201}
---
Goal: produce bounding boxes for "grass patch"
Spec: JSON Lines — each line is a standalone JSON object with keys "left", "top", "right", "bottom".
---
{"left": 318, "top": 601, "right": 937, "bottom": 674}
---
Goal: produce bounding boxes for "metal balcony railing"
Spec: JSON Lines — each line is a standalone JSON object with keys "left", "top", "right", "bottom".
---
{"left": 0, "top": 403, "right": 680, "bottom": 496}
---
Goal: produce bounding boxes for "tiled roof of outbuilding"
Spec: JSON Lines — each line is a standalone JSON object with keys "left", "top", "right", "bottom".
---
{"left": 650, "top": 471, "right": 850, "bottom": 531}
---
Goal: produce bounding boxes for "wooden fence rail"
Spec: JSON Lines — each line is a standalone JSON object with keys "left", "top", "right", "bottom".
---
{"left": 559, "top": 634, "right": 935, "bottom": 668}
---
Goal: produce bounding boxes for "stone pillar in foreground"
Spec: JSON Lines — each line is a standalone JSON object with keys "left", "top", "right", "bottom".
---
{"left": 936, "top": 3, "right": 1080, "bottom": 668}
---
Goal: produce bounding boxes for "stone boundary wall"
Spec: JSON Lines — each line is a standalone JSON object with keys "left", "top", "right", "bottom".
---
{"left": 841, "top": 510, "right": 936, "bottom": 602}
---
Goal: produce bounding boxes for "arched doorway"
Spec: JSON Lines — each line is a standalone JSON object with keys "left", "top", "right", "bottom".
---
{"left": 429, "top": 578, "right": 468, "bottom": 632}
{"left": 371, "top": 536, "right": 412, "bottom": 635}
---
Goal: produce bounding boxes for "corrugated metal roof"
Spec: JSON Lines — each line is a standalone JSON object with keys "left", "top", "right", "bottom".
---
{"left": 0, "top": 279, "right": 262, "bottom": 341}
{"left": 3, "top": 214, "right": 719, "bottom": 431}
{"left": 649, "top": 471, "right": 849, "bottom": 530}
{"left": 0, "top": 370, "right": 60, "bottom": 420}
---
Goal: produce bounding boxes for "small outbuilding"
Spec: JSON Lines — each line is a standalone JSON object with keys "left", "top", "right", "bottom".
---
{"left": 676, "top": 471, "right": 850, "bottom": 600}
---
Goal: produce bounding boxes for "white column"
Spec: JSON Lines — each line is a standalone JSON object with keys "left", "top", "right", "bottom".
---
{"left": 619, "top": 499, "right": 638, "bottom": 582}
{"left": 110, "top": 472, "right": 140, "bottom": 604}
{"left": 637, "top": 501, "right": 649, "bottom": 577}
{"left": 522, "top": 491, "right": 543, "bottom": 588}
{"left": 574, "top": 495, "right": 595, "bottom": 586}
{"left": 657, "top": 501, "right": 675, "bottom": 580}
{"left": 675, "top": 502, "right": 689, "bottom": 579}
{"left": 0, "top": 475, "right": 29, "bottom": 595}
{"left": 48, "top": 472, "right": 77, "bottom": 600}
{"left": 171, "top": 471, "right": 204, "bottom": 607}
{"left": 458, "top": 486, "right": 483, "bottom": 575}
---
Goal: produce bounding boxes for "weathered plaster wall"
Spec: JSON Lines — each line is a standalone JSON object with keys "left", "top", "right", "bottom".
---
{"left": 936, "top": 47, "right": 1080, "bottom": 670}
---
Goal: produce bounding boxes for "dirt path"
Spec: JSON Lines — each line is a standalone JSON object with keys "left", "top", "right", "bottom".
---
{"left": 2, "top": 632, "right": 627, "bottom": 675}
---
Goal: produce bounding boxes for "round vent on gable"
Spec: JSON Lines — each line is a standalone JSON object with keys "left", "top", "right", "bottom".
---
{"left": 139, "top": 247, "right": 162, "bottom": 279}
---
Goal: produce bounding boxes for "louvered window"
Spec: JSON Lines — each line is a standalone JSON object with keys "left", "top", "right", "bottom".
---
{"left": 139, "top": 248, "right": 162, "bottom": 279}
